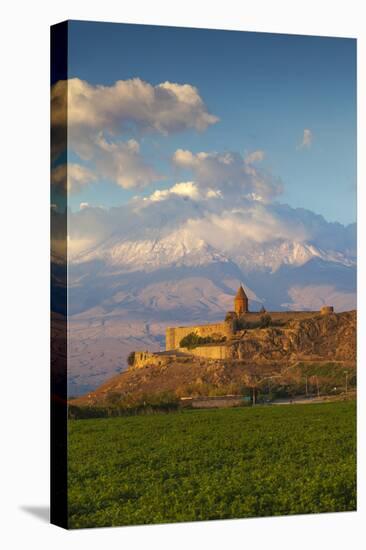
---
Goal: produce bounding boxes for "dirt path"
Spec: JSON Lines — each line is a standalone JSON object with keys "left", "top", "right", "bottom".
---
{"left": 267, "top": 392, "right": 355, "bottom": 406}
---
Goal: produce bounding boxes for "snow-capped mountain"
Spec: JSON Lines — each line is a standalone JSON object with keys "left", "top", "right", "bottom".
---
{"left": 56, "top": 200, "right": 356, "bottom": 394}
{"left": 69, "top": 224, "right": 355, "bottom": 274}
{"left": 66, "top": 227, "right": 356, "bottom": 318}
{"left": 70, "top": 227, "right": 230, "bottom": 270}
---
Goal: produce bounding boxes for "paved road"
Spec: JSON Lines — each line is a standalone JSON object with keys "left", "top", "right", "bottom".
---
{"left": 270, "top": 397, "right": 329, "bottom": 405}
{"left": 260, "top": 395, "right": 351, "bottom": 406}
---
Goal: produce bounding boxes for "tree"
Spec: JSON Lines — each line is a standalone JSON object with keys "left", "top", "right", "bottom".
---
{"left": 259, "top": 313, "right": 272, "bottom": 328}
{"left": 127, "top": 351, "right": 135, "bottom": 366}
{"left": 243, "top": 371, "right": 263, "bottom": 405}
{"left": 179, "top": 332, "right": 223, "bottom": 349}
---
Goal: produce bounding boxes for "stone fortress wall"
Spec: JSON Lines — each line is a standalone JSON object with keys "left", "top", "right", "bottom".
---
{"left": 165, "top": 310, "right": 328, "bottom": 353}
{"left": 131, "top": 286, "right": 335, "bottom": 368}
{"left": 133, "top": 344, "right": 230, "bottom": 368}
{"left": 133, "top": 351, "right": 175, "bottom": 369}
{"left": 166, "top": 321, "right": 233, "bottom": 351}
{"left": 180, "top": 344, "right": 230, "bottom": 360}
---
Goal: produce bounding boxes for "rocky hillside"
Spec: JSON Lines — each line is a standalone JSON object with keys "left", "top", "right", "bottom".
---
{"left": 72, "top": 311, "right": 356, "bottom": 407}
{"left": 230, "top": 311, "right": 356, "bottom": 363}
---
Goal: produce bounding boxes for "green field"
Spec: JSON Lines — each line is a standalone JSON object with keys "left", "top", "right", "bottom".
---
{"left": 68, "top": 401, "right": 356, "bottom": 528}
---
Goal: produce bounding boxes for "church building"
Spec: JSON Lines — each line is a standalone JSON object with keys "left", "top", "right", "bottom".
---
{"left": 165, "top": 285, "right": 249, "bottom": 351}
{"left": 234, "top": 285, "right": 249, "bottom": 316}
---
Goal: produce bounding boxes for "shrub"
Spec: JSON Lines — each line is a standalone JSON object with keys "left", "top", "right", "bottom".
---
{"left": 179, "top": 332, "right": 225, "bottom": 349}
{"left": 68, "top": 391, "right": 180, "bottom": 420}
{"left": 127, "top": 351, "right": 135, "bottom": 366}
{"left": 259, "top": 314, "right": 272, "bottom": 328}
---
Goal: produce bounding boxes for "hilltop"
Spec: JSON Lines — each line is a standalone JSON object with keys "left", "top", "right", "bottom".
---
{"left": 72, "top": 310, "right": 356, "bottom": 408}
{"left": 63, "top": 199, "right": 356, "bottom": 396}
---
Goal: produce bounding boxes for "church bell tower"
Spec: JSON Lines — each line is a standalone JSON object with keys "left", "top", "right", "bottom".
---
{"left": 234, "top": 285, "right": 249, "bottom": 316}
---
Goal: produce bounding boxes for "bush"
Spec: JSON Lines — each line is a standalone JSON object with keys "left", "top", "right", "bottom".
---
{"left": 238, "top": 314, "right": 273, "bottom": 330}
{"left": 179, "top": 332, "right": 225, "bottom": 349}
{"left": 259, "top": 314, "right": 272, "bottom": 328}
{"left": 127, "top": 351, "right": 135, "bottom": 366}
{"left": 68, "top": 391, "right": 180, "bottom": 420}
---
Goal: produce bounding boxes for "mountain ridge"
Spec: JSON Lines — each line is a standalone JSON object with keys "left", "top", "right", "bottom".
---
{"left": 58, "top": 202, "right": 357, "bottom": 394}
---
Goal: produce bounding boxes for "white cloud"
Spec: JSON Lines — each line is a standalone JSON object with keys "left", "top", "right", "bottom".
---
{"left": 51, "top": 77, "right": 218, "bottom": 190}
{"left": 94, "top": 137, "right": 162, "bottom": 189}
{"left": 51, "top": 141, "right": 161, "bottom": 192}
{"left": 147, "top": 182, "right": 222, "bottom": 202}
{"left": 244, "top": 150, "right": 265, "bottom": 163}
{"left": 67, "top": 179, "right": 355, "bottom": 271}
{"left": 80, "top": 202, "right": 89, "bottom": 210}
{"left": 51, "top": 77, "right": 218, "bottom": 138}
{"left": 51, "top": 163, "right": 97, "bottom": 194}
{"left": 172, "top": 149, "right": 197, "bottom": 167}
{"left": 298, "top": 128, "right": 313, "bottom": 149}
{"left": 184, "top": 204, "right": 309, "bottom": 251}
{"left": 172, "top": 148, "right": 282, "bottom": 201}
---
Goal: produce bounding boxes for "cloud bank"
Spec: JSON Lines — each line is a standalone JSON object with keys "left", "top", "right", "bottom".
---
{"left": 66, "top": 174, "right": 356, "bottom": 268}
{"left": 51, "top": 163, "right": 97, "bottom": 194}
{"left": 52, "top": 78, "right": 219, "bottom": 136}
{"left": 94, "top": 137, "right": 162, "bottom": 189}
{"left": 51, "top": 77, "right": 354, "bottom": 277}
{"left": 51, "top": 77, "right": 219, "bottom": 191}
{"left": 172, "top": 148, "right": 282, "bottom": 201}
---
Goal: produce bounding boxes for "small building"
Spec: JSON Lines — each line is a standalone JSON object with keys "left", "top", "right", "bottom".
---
{"left": 180, "top": 395, "right": 246, "bottom": 409}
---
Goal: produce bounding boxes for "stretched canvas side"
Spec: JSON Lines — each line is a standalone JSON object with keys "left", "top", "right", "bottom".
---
{"left": 50, "top": 20, "right": 68, "bottom": 529}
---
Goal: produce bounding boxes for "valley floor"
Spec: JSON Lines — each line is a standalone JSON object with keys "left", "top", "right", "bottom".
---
{"left": 68, "top": 400, "right": 356, "bottom": 528}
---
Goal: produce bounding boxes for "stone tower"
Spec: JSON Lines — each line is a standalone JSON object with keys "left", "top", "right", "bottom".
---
{"left": 234, "top": 285, "right": 249, "bottom": 316}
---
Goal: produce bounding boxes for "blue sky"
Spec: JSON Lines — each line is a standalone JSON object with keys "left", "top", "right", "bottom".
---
{"left": 65, "top": 21, "right": 356, "bottom": 225}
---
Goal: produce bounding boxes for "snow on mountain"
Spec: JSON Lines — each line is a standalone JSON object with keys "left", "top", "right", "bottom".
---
{"left": 234, "top": 240, "right": 355, "bottom": 272}
{"left": 66, "top": 213, "right": 356, "bottom": 321}
{"left": 69, "top": 224, "right": 354, "bottom": 274}
{"left": 70, "top": 227, "right": 230, "bottom": 271}
{"left": 61, "top": 202, "right": 356, "bottom": 393}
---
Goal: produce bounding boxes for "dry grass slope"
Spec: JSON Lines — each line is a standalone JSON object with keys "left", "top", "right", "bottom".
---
{"left": 71, "top": 311, "right": 356, "bottom": 407}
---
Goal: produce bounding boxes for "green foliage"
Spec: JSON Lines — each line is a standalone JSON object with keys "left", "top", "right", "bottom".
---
{"left": 225, "top": 312, "right": 236, "bottom": 322}
{"left": 127, "top": 351, "right": 135, "bottom": 366}
{"left": 259, "top": 313, "right": 272, "bottom": 328}
{"left": 68, "top": 391, "right": 180, "bottom": 419}
{"left": 179, "top": 332, "right": 226, "bottom": 349}
{"left": 294, "top": 362, "right": 357, "bottom": 394}
{"left": 68, "top": 401, "right": 356, "bottom": 528}
{"left": 238, "top": 314, "right": 286, "bottom": 330}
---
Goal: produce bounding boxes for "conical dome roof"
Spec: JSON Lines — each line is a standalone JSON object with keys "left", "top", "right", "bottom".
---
{"left": 235, "top": 285, "right": 247, "bottom": 300}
